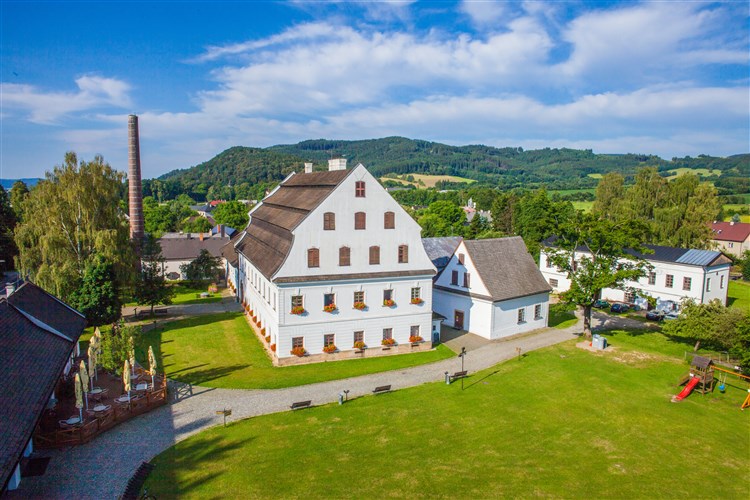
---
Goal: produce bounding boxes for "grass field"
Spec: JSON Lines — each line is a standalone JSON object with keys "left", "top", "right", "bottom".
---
{"left": 548, "top": 302, "right": 578, "bottom": 329}
{"left": 722, "top": 204, "right": 750, "bottom": 223}
{"left": 728, "top": 280, "right": 750, "bottom": 310}
{"left": 572, "top": 201, "right": 594, "bottom": 212}
{"left": 138, "top": 313, "right": 454, "bottom": 390}
{"left": 124, "top": 283, "right": 223, "bottom": 307}
{"left": 381, "top": 173, "right": 476, "bottom": 188}
{"left": 586, "top": 173, "right": 603, "bottom": 179}
{"left": 665, "top": 167, "right": 722, "bottom": 178}
{"left": 143, "top": 329, "right": 749, "bottom": 498}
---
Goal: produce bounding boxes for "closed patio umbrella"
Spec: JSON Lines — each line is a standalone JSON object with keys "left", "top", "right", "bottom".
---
{"left": 74, "top": 372, "right": 83, "bottom": 422}
{"left": 129, "top": 336, "right": 136, "bottom": 374}
{"left": 123, "top": 359, "right": 131, "bottom": 402}
{"left": 87, "top": 345, "right": 97, "bottom": 386}
{"left": 148, "top": 345, "right": 157, "bottom": 387}
{"left": 79, "top": 360, "right": 90, "bottom": 410}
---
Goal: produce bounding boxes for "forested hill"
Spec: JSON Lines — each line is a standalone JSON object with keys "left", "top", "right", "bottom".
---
{"left": 158, "top": 137, "right": 749, "bottom": 195}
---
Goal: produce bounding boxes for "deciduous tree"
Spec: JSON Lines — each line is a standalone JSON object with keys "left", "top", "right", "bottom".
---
{"left": 0, "top": 187, "right": 17, "bottom": 272}
{"left": 69, "top": 253, "right": 121, "bottom": 326}
{"left": 180, "top": 249, "right": 222, "bottom": 283}
{"left": 212, "top": 200, "right": 249, "bottom": 229}
{"left": 134, "top": 235, "right": 174, "bottom": 314}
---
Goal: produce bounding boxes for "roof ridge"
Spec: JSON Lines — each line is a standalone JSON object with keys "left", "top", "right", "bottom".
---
{"left": 11, "top": 304, "right": 73, "bottom": 342}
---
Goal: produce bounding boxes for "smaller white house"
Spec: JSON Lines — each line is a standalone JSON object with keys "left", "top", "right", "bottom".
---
{"left": 156, "top": 228, "right": 232, "bottom": 280}
{"left": 540, "top": 243, "right": 732, "bottom": 306}
{"left": 431, "top": 237, "right": 551, "bottom": 340}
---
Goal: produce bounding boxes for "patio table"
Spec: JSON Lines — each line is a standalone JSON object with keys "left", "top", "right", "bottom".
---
{"left": 135, "top": 383, "right": 150, "bottom": 391}
{"left": 92, "top": 404, "right": 108, "bottom": 412}
{"left": 64, "top": 416, "right": 81, "bottom": 425}
{"left": 115, "top": 395, "right": 131, "bottom": 404}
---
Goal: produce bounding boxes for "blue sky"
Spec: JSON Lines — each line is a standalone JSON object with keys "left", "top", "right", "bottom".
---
{"left": 1, "top": 1, "right": 748, "bottom": 180}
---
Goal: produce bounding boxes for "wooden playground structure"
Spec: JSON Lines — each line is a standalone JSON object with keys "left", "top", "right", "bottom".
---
{"left": 675, "top": 354, "right": 750, "bottom": 409}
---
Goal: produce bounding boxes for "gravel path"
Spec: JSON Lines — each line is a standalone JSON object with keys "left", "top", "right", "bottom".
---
{"left": 13, "top": 310, "right": 650, "bottom": 499}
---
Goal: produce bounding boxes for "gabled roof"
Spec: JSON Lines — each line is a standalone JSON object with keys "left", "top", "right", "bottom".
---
{"left": 0, "top": 284, "right": 85, "bottom": 491}
{"left": 235, "top": 169, "right": 353, "bottom": 279}
{"left": 463, "top": 237, "right": 552, "bottom": 302}
{"left": 157, "top": 233, "right": 232, "bottom": 261}
{"left": 221, "top": 232, "right": 241, "bottom": 268}
{"left": 422, "top": 237, "right": 463, "bottom": 272}
{"left": 710, "top": 221, "right": 750, "bottom": 242}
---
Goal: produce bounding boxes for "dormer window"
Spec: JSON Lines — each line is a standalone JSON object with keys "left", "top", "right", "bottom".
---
{"left": 355, "top": 181, "right": 366, "bottom": 197}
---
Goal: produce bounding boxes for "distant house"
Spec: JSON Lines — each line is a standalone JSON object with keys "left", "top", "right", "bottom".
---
{"left": 710, "top": 221, "right": 750, "bottom": 258}
{"left": 462, "top": 198, "right": 492, "bottom": 224}
{"left": 156, "top": 226, "right": 233, "bottom": 280}
{"left": 431, "top": 237, "right": 551, "bottom": 340}
{"left": 540, "top": 243, "right": 732, "bottom": 307}
{"left": 1, "top": 282, "right": 86, "bottom": 492}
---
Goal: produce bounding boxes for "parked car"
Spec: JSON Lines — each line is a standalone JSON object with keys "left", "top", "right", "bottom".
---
{"left": 664, "top": 312, "right": 680, "bottom": 321}
{"left": 610, "top": 303, "right": 630, "bottom": 313}
{"left": 593, "top": 300, "right": 610, "bottom": 309}
{"left": 645, "top": 310, "right": 665, "bottom": 321}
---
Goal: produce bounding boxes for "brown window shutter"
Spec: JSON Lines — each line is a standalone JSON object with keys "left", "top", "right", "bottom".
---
{"left": 369, "top": 245, "right": 380, "bottom": 265}
{"left": 339, "top": 246, "right": 350, "bottom": 266}
{"left": 398, "top": 244, "right": 408, "bottom": 263}
{"left": 451, "top": 270, "right": 458, "bottom": 285}
{"left": 324, "top": 212, "right": 335, "bottom": 230}
{"left": 355, "top": 212, "right": 366, "bottom": 230}
{"left": 355, "top": 181, "right": 366, "bottom": 197}
{"left": 384, "top": 211, "right": 395, "bottom": 229}
{"left": 307, "top": 248, "right": 319, "bottom": 268}
{"left": 463, "top": 273, "right": 470, "bottom": 288}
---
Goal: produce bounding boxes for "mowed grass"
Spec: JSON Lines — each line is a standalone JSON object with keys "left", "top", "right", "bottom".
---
{"left": 548, "top": 302, "right": 578, "bottom": 329}
{"left": 728, "top": 280, "right": 750, "bottom": 310}
{"left": 380, "top": 173, "right": 476, "bottom": 188}
{"left": 666, "top": 167, "right": 722, "bottom": 178}
{"left": 143, "top": 329, "right": 749, "bottom": 498}
{"left": 138, "top": 313, "right": 453, "bottom": 390}
{"left": 123, "top": 283, "right": 223, "bottom": 307}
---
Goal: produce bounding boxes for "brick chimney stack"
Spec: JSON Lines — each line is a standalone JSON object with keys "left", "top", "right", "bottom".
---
{"left": 128, "top": 115, "right": 145, "bottom": 244}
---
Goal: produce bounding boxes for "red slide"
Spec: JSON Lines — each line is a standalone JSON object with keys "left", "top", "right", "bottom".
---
{"left": 672, "top": 376, "right": 700, "bottom": 402}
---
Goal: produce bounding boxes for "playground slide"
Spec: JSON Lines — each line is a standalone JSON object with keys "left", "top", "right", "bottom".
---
{"left": 672, "top": 376, "right": 701, "bottom": 402}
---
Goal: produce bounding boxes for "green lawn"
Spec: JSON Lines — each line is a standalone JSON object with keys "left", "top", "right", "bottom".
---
{"left": 124, "top": 283, "right": 223, "bottom": 307}
{"left": 572, "top": 200, "right": 594, "bottom": 212}
{"left": 548, "top": 302, "right": 578, "bottom": 329}
{"left": 728, "top": 280, "right": 750, "bottom": 310}
{"left": 138, "top": 313, "right": 454, "bottom": 390}
{"left": 144, "top": 329, "right": 749, "bottom": 498}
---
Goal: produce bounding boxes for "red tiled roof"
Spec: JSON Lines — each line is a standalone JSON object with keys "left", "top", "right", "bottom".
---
{"left": 710, "top": 221, "right": 750, "bottom": 242}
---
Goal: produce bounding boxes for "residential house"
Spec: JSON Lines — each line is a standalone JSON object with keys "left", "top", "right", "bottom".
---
{"left": 233, "top": 159, "right": 436, "bottom": 362}
{"left": 710, "top": 221, "right": 750, "bottom": 258}
{"left": 156, "top": 226, "right": 232, "bottom": 280}
{"left": 540, "top": 243, "right": 732, "bottom": 307}
{"left": 431, "top": 237, "right": 551, "bottom": 340}
{"left": 0, "top": 282, "right": 86, "bottom": 492}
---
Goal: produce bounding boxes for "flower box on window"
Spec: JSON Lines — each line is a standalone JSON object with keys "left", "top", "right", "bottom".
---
{"left": 410, "top": 298, "right": 424, "bottom": 305}
{"left": 323, "top": 304, "right": 337, "bottom": 313}
{"left": 353, "top": 302, "right": 367, "bottom": 310}
{"left": 381, "top": 338, "right": 396, "bottom": 346}
{"left": 353, "top": 341, "right": 366, "bottom": 350}
{"left": 265, "top": 335, "right": 271, "bottom": 343}
{"left": 323, "top": 344, "right": 337, "bottom": 354}
{"left": 290, "top": 346, "right": 306, "bottom": 357}
{"left": 270, "top": 343, "right": 276, "bottom": 352}
{"left": 290, "top": 306, "right": 306, "bottom": 315}
{"left": 409, "top": 335, "right": 424, "bottom": 343}
{"left": 382, "top": 299, "right": 396, "bottom": 307}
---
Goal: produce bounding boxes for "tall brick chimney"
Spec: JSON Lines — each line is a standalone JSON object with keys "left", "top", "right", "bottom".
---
{"left": 128, "top": 114, "right": 144, "bottom": 244}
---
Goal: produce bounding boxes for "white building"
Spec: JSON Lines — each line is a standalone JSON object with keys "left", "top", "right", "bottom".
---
{"left": 431, "top": 237, "right": 551, "bottom": 340}
{"left": 540, "top": 244, "right": 732, "bottom": 307}
{"left": 234, "top": 160, "right": 436, "bottom": 362}
{"left": 156, "top": 228, "right": 232, "bottom": 280}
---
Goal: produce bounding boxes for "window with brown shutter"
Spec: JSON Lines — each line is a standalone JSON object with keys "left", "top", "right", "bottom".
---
{"left": 451, "top": 270, "right": 458, "bottom": 285}
{"left": 323, "top": 212, "right": 335, "bottom": 230}
{"left": 384, "top": 211, "right": 395, "bottom": 229}
{"left": 339, "top": 246, "right": 351, "bottom": 266}
{"left": 463, "top": 273, "right": 470, "bottom": 288}
{"left": 355, "top": 181, "right": 366, "bottom": 197}
{"left": 307, "top": 248, "right": 319, "bottom": 268}
{"left": 369, "top": 245, "right": 380, "bottom": 265}
{"left": 398, "top": 244, "right": 408, "bottom": 263}
{"left": 355, "top": 212, "right": 366, "bottom": 230}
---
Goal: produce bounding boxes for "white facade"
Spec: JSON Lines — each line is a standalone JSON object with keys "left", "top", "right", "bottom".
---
{"left": 433, "top": 240, "right": 549, "bottom": 340}
{"left": 539, "top": 250, "right": 731, "bottom": 306}
{"left": 236, "top": 162, "right": 436, "bottom": 359}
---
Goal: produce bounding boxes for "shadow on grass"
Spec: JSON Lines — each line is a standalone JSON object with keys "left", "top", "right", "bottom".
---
{"left": 464, "top": 369, "right": 502, "bottom": 389}
{"left": 152, "top": 312, "right": 244, "bottom": 333}
{"left": 169, "top": 364, "right": 252, "bottom": 387}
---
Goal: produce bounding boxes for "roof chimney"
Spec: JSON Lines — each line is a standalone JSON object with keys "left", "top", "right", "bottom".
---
{"left": 328, "top": 158, "right": 347, "bottom": 171}
{"left": 5, "top": 282, "right": 15, "bottom": 297}
{"left": 199, "top": 232, "right": 204, "bottom": 242}
{"left": 219, "top": 224, "right": 225, "bottom": 238}
{"left": 304, "top": 162, "right": 313, "bottom": 173}
{"left": 128, "top": 115, "right": 145, "bottom": 245}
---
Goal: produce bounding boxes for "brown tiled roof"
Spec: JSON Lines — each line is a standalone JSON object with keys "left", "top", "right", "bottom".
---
{"left": 0, "top": 285, "right": 85, "bottom": 490}
{"left": 236, "top": 169, "right": 353, "bottom": 279}
{"left": 221, "top": 233, "right": 241, "bottom": 268}
{"left": 274, "top": 269, "right": 435, "bottom": 284}
{"left": 463, "top": 237, "right": 552, "bottom": 302}
{"left": 158, "top": 234, "right": 231, "bottom": 261}
{"left": 710, "top": 221, "right": 750, "bottom": 242}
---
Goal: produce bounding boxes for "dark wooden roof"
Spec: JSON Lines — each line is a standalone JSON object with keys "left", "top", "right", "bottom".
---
{"left": 158, "top": 234, "right": 231, "bottom": 261}
{"left": 463, "top": 237, "right": 552, "bottom": 302}
{"left": 691, "top": 355, "right": 713, "bottom": 370}
{"left": 0, "top": 284, "right": 85, "bottom": 490}
{"left": 221, "top": 233, "right": 241, "bottom": 268}
{"left": 236, "top": 169, "right": 353, "bottom": 280}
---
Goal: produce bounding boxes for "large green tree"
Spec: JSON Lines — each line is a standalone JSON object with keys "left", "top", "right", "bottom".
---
{"left": 212, "top": 200, "right": 249, "bottom": 229}
{"left": 0, "top": 187, "right": 18, "bottom": 272}
{"left": 180, "top": 249, "right": 222, "bottom": 283}
{"left": 14, "top": 152, "right": 134, "bottom": 300}
{"left": 134, "top": 235, "right": 174, "bottom": 314}
{"left": 545, "top": 212, "right": 651, "bottom": 338}
{"left": 592, "top": 172, "right": 625, "bottom": 219}
{"left": 9, "top": 180, "right": 30, "bottom": 222}
{"left": 69, "top": 253, "right": 121, "bottom": 326}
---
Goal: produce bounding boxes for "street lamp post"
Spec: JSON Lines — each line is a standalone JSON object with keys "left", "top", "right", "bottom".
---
{"left": 458, "top": 347, "right": 467, "bottom": 390}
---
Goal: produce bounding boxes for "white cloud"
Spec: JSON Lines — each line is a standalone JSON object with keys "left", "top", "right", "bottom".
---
{"left": 0, "top": 75, "right": 131, "bottom": 124}
{"left": 460, "top": 0, "right": 509, "bottom": 28}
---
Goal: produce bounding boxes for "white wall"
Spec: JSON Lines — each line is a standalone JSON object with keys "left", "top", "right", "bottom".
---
{"left": 433, "top": 288, "right": 493, "bottom": 336}
{"left": 434, "top": 241, "right": 491, "bottom": 297}
{"left": 492, "top": 293, "right": 549, "bottom": 339}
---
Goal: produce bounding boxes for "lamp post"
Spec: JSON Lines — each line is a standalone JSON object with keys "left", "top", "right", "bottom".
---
{"left": 458, "top": 347, "right": 467, "bottom": 390}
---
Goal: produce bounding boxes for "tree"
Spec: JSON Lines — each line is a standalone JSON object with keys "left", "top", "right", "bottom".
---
{"left": 180, "top": 216, "right": 213, "bottom": 234}
{"left": 14, "top": 153, "right": 134, "bottom": 300}
{"left": 0, "top": 187, "right": 17, "bottom": 272}
{"left": 592, "top": 172, "right": 625, "bottom": 219}
{"left": 180, "top": 249, "right": 222, "bottom": 283}
{"left": 9, "top": 180, "right": 30, "bottom": 222}
{"left": 134, "top": 235, "right": 174, "bottom": 314}
{"left": 212, "top": 201, "right": 249, "bottom": 229}
{"left": 545, "top": 212, "right": 651, "bottom": 338}
{"left": 69, "top": 253, "right": 121, "bottom": 326}
{"left": 99, "top": 321, "right": 141, "bottom": 374}
{"left": 465, "top": 213, "right": 489, "bottom": 239}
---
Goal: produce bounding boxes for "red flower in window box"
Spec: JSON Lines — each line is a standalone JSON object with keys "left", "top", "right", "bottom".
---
{"left": 261, "top": 328, "right": 266, "bottom": 335}
{"left": 265, "top": 335, "right": 271, "bottom": 343}
{"left": 290, "top": 346, "right": 306, "bottom": 357}
{"left": 323, "top": 344, "right": 337, "bottom": 354}
{"left": 353, "top": 302, "right": 367, "bottom": 310}
{"left": 323, "top": 303, "right": 337, "bottom": 313}
{"left": 382, "top": 299, "right": 395, "bottom": 307}
{"left": 353, "top": 341, "right": 366, "bottom": 350}
{"left": 409, "top": 335, "right": 424, "bottom": 343}
{"left": 410, "top": 298, "right": 424, "bottom": 305}
{"left": 381, "top": 338, "right": 396, "bottom": 346}
{"left": 290, "top": 306, "right": 305, "bottom": 315}
{"left": 270, "top": 343, "right": 276, "bottom": 352}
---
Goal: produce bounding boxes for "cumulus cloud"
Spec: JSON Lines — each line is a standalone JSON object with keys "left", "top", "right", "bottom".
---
{"left": 460, "top": 0, "right": 509, "bottom": 28}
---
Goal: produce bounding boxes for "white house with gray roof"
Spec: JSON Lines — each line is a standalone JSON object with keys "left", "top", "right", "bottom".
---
{"left": 431, "top": 237, "right": 551, "bottom": 340}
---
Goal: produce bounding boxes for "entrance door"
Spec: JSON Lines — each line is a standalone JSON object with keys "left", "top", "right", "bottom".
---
{"left": 454, "top": 310, "right": 464, "bottom": 330}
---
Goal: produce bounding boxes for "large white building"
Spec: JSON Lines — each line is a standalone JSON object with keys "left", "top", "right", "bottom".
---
{"left": 233, "top": 160, "right": 436, "bottom": 362}
{"left": 540, "top": 244, "right": 732, "bottom": 307}
{"left": 429, "top": 236, "right": 551, "bottom": 340}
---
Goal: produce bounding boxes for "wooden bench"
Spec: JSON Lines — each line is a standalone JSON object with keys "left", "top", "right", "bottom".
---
{"left": 373, "top": 385, "right": 391, "bottom": 395}
{"left": 290, "top": 400, "right": 312, "bottom": 410}
{"left": 450, "top": 371, "right": 468, "bottom": 382}
{"left": 154, "top": 308, "right": 169, "bottom": 316}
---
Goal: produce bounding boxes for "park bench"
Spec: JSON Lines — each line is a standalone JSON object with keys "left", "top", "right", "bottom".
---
{"left": 373, "top": 385, "right": 391, "bottom": 395}
{"left": 450, "top": 371, "right": 468, "bottom": 382}
{"left": 290, "top": 400, "right": 312, "bottom": 410}
{"left": 154, "top": 308, "right": 169, "bottom": 316}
